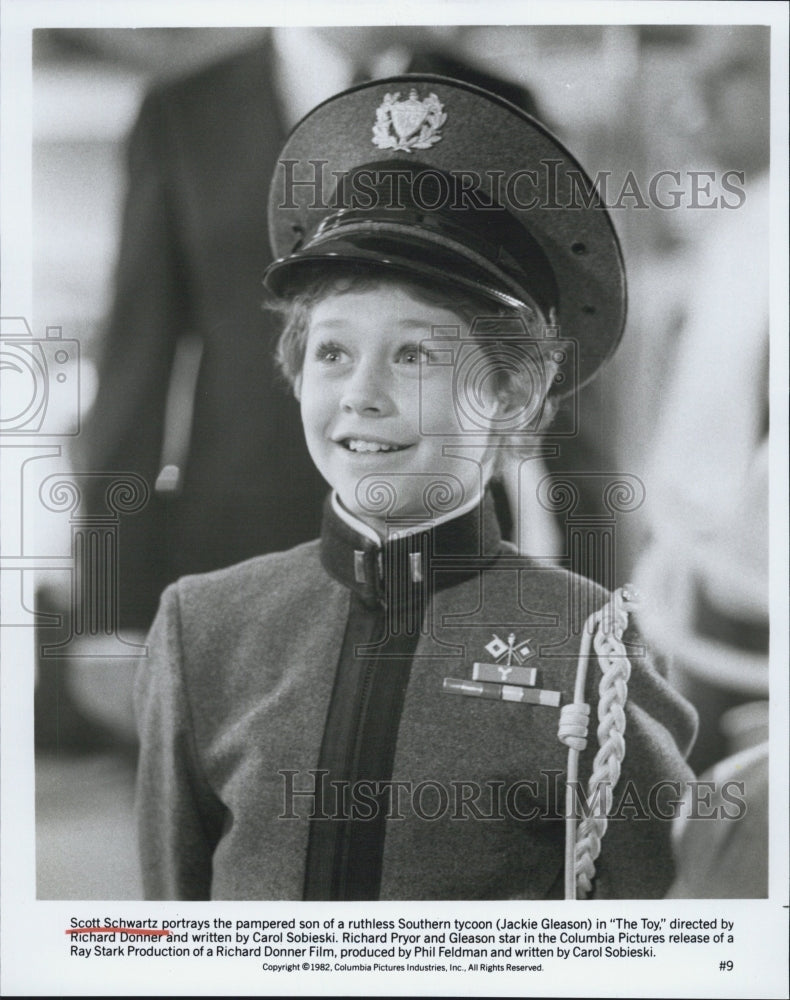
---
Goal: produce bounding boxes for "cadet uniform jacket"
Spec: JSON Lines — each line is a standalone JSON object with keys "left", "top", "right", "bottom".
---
{"left": 135, "top": 496, "right": 697, "bottom": 900}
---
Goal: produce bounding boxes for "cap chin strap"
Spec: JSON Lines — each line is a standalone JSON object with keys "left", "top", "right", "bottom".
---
{"left": 557, "top": 586, "right": 642, "bottom": 899}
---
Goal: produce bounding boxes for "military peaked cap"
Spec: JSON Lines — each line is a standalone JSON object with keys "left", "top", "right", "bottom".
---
{"left": 265, "top": 75, "right": 626, "bottom": 393}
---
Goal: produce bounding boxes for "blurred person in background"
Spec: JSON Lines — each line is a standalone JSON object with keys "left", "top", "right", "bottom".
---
{"left": 635, "top": 26, "right": 770, "bottom": 896}
{"left": 636, "top": 25, "right": 769, "bottom": 767}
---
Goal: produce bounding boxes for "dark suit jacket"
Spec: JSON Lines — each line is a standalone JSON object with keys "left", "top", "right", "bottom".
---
{"left": 80, "top": 38, "right": 326, "bottom": 628}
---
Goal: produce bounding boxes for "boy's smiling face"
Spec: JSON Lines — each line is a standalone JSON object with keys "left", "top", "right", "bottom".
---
{"left": 295, "top": 282, "right": 500, "bottom": 533}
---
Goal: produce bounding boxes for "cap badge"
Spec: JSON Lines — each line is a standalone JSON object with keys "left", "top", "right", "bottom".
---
{"left": 372, "top": 89, "right": 446, "bottom": 152}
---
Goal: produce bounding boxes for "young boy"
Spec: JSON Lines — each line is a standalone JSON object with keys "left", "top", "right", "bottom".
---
{"left": 135, "top": 76, "right": 697, "bottom": 900}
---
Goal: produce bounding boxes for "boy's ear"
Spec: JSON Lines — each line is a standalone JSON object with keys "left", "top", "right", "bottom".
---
{"left": 293, "top": 373, "right": 302, "bottom": 401}
{"left": 491, "top": 385, "right": 548, "bottom": 428}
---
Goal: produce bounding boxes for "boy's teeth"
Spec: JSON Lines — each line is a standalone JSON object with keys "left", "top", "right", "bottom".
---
{"left": 346, "top": 439, "right": 397, "bottom": 452}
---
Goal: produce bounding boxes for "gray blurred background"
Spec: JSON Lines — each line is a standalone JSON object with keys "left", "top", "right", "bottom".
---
{"left": 31, "top": 24, "right": 770, "bottom": 899}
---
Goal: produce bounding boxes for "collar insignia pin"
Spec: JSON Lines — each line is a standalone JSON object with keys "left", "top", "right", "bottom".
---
{"left": 372, "top": 90, "right": 447, "bottom": 152}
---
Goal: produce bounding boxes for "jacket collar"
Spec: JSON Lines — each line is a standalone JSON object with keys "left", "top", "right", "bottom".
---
{"left": 320, "top": 491, "right": 503, "bottom": 609}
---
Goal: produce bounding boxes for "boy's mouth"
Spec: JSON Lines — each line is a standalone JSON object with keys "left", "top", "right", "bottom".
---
{"left": 337, "top": 437, "right": 411, "bottom": 454}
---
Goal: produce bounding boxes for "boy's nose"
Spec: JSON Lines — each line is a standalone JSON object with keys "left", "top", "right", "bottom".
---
{"left": 340, "top": 367, "right": 394, "bottom": 416}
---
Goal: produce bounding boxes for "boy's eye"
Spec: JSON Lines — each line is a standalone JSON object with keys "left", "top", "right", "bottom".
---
{"left": 314, "top": 341, "right": 347, "bottom": 363}
{"left": 397, "top": 344, "right": 424, "bottom": 364}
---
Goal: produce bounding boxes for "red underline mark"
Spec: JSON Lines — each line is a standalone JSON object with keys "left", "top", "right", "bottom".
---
{"left": 65, "top": 927, "right": 171, "bottom": 936}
